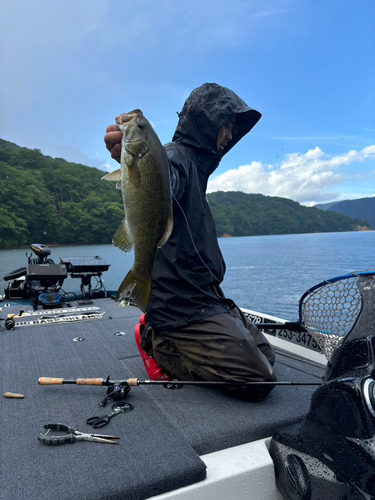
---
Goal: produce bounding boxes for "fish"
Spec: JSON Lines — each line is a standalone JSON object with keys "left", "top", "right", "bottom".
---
{"left": 102, "top": 109, "right": 173, "bottom": 312}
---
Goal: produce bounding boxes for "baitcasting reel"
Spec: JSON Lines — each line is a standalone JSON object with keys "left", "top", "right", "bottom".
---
{"left": 99, "top": 381, "right": 131, "bottom": 408}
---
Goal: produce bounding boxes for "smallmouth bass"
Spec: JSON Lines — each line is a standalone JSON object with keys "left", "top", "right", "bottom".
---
{"left": 102, "top": 109, "right": 173, "bottom": 312}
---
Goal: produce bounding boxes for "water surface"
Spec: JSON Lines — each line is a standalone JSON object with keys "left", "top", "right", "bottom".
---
{"left": 1, "top": 231, "right": 373, "bottom": 320}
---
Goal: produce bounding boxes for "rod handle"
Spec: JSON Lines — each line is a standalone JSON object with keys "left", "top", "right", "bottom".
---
{"left": 127, "top": 378, "right": 139, "bottom": 386}
{"left": 76, "top": 378, "right": 104, "bottom": 386}
{"left": 38, "top": 377, "right": 105, "bottom": 386}
{"left": 38, "top": 377, "right": 64, "bottom": 385}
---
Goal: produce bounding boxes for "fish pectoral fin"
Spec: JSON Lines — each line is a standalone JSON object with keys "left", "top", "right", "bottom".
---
{"left": 116, "top": 270, "right": 152, "bottom": 313}
{"left": 124, "top": 142, "right": 147, "bottom": 187}
{"left": 157, "top": 206, "right": 173, "bottom": 248}
{"left": 125, "top": 141, "right": 149, "bottom": 159}
{"left": 113, "top": 218, "right": 133, "bottom": 252}
{"left": 101, "top": 169, "right": 122, "bottom": 182}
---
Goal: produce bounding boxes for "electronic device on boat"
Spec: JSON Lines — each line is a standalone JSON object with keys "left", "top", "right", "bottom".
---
{"left": 2, "top": 243, "right": 110, "bottom": 308}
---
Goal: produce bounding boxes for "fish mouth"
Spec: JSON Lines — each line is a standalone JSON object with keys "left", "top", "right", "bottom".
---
{"left": 116, "top": 109, "right": 143, "bottom": 125}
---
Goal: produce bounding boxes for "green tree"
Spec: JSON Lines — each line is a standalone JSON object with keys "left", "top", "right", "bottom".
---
{"left": 0, "top": 139, "right": 372, "bottom": 249}
{"left": 0, "top": 207, "right": 29, "bottom": 247}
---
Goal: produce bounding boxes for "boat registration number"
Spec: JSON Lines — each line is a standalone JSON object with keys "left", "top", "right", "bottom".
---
{"left": 244, "top": 312, "right": 321, "bottom": 352}
{"left": 275, "top": 329, "right": 320, "bottom": 351}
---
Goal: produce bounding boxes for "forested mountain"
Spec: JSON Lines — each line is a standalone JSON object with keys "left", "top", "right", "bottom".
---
{"left": 0, "top": 139, "right": 372, "bottom": 248}
{"left": 207, "top": 191, "right": 372, "bottom": 237}
{"left": 0, "top": 139, "right": 123, "bottom": 248}
{"left": 315, "top": 197, "right": 375, "bottom": 229}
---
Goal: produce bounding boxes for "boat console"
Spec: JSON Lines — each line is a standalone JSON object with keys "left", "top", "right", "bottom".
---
{"left": 27, "top": 262, "right": 68, "bottom": 308}
{"left": 3, "top": 244, "right": 110, "bottom": 308}
{"left": 59, "top": 256, "right": 110, "bottom": 298}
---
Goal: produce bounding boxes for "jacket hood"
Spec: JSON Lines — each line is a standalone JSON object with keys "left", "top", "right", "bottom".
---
{"left": 172, "top": 83, "right": 261, "bottom": 157}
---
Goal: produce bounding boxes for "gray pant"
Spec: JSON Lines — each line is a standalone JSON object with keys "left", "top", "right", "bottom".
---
{"left": 141, "top": 307, "right": 277, "bottom": 401}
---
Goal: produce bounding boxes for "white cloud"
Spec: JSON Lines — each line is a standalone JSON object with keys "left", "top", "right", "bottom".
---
{"left": 103, "top": 162, "right": 113, "bottom": 171}
{"left": 207, "top": 145, "right": 375, "bottom": 205}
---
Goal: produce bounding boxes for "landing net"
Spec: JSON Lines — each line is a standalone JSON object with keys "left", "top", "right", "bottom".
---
{"left": 299, "top": 271, "right": 375, "bottom": 359}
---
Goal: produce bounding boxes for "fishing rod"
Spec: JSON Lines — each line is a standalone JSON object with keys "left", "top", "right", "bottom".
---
{"left": 38, "top": 376, "right": 322, "bottom": 387}
{"left": 38, "top": 376, "right": 322, "bottom": 407}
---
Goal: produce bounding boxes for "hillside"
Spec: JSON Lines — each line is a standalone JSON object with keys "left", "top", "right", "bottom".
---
{"left": 207, "top": 191, "right": 372, "bottom": 237}
{"left": 0, "top": 139, "right": 123, "bottom": 248}
{"left": 315, "top": 197, "right": 375, "bottom": 229}
{"left": 0, "top": 139, "right": 372, "bottom": 248}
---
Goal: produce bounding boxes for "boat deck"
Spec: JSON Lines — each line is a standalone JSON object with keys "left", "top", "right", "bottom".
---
{"left": 1, "top": 297, "right": 325, "bottom": 500}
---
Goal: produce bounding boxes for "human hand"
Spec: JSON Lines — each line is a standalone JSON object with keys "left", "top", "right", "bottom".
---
{"left": 104, "top": 124, "right": 122, "bottom": 163}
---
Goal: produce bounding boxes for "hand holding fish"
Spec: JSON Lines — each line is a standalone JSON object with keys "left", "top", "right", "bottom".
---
{"left": 104, "top": 124, "right": 122, "bottom": 163}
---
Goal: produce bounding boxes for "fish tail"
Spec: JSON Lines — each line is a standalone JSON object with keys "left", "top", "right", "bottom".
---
{"left": 116, "top": 269, "right": 152, "bottom": 313}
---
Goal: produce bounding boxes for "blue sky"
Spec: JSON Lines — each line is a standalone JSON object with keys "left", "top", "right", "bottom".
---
{"left": 1, "top": 0, "right": 374, "bottom": 205}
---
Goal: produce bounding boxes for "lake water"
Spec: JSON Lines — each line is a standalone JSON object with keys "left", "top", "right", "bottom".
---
{"left": 1, "top": 231, "right": 374, "bottom": 321}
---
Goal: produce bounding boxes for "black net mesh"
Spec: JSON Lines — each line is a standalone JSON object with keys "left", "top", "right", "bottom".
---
{"left": 301, "top": 273, "right": 375, "bottom": 359}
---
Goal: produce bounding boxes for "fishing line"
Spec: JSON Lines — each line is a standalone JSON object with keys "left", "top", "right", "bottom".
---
{"left": 172, "top": 193, "right": 221, "bottom": 284}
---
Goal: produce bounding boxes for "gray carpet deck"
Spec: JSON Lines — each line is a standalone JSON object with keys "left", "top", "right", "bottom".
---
{"left": 1, "top": 298, "right": 324, "bottom": 500}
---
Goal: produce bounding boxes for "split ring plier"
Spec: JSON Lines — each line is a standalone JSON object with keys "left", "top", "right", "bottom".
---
{"left": 38, "top": 423, "right": 120, "bottom": 445}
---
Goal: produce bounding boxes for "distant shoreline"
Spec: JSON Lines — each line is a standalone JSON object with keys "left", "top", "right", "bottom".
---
{"left": 1, "top": 242, "right": 107, "bottom": 251}
{"left": 1, "top": 229, "right": 374, "bottom": 251}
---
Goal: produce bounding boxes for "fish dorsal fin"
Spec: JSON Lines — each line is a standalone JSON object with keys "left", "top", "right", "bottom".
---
{"left": 101, "top": 169, "right": 122, "bottom": 182}
{"left": 113, "top": 218, "right": 133, "bottom": 252}
{"left": 157, "top": 205, "right": 173, "bottom": 248}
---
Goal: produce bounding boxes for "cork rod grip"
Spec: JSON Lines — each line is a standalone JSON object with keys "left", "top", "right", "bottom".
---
{"left": 38, "top": 377, "right": 64, "bottom": 385}
{"left": 127, "top": 378, "right": 139, "bottom": 386}
{"left": 76, "top": 378, "right": 104, "bottom": 386}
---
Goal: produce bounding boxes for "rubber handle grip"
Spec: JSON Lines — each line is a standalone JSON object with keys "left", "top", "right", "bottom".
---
{"left": 38, "top": 434, "right": 75, "bottom": 445}
{"left": 38, "top": 377, "right": 64, "bottom": 385}
{"left": 90, "top": 417, "right": 108, "bottom": 428}
{"left": 45, "top": 423, "right": 71, "bottom": 431}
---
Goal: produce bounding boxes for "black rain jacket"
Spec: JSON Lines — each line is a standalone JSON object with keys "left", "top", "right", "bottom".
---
{"left": 146, "top": 83, "right": 261, "bottom": 331}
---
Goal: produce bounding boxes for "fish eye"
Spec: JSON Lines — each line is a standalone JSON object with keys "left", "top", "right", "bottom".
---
{"left": 138, "top": 123, "right": 145, "bottom": 129}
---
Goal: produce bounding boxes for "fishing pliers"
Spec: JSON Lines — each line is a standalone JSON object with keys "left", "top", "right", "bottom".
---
{"left": 38, "top": 423, "right": 120, "bottom": 445}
